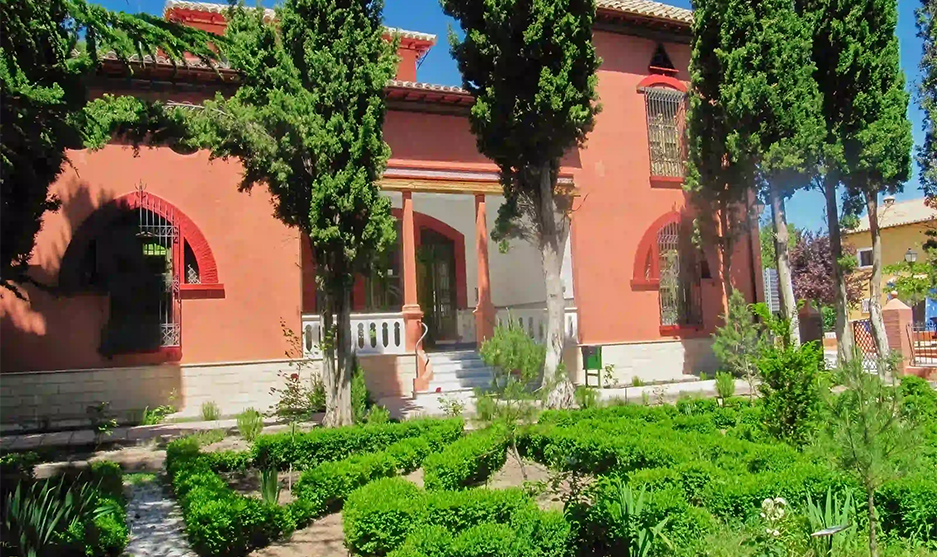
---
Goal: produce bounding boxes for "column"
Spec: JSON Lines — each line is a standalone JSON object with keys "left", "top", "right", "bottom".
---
{"left": 401, "top": 191, "right": 423, "bottom": 351}
{"left": 882, "top": 297, "right": 912, "bottom": 373}
{"left": 474, "top": 194, "right": 495, "bottom": 344}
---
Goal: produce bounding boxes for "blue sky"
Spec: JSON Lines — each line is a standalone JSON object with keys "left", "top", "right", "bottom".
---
{"left": 100, "top": 0, "right": 929, "bottom": 231}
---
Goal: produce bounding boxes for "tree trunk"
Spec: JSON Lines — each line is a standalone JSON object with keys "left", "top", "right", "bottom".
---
{"left": 536, "top": 162, "right": 574, "bottom": 409}
{"left": 322, "top": 286, "right": 354, "bottom": 427}
{"left": 825, "top": 176, "right": 855, "bottom": 363}
{"left": 769, "top": 185, "right": 800, "bottom": 346}
{"left": 867, "top": 488, "right": 879, "bottom": 557}
{"left": 718, "top": 205, "right": 735, "bottom": 303}
{"left": 865, "top": 193, "right": 890, "bottom": 357}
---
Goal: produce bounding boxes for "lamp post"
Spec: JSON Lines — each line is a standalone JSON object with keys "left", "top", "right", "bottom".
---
{"left": 905, "top": 248, "right": 918, "bottom": 264}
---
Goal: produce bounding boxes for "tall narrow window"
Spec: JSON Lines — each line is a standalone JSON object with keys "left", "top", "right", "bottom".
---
{"left": 644, "top": 87, "right": 686, "bottom": 178}
{"left": 657, "top": 221, "right": 702, "bottom": 327}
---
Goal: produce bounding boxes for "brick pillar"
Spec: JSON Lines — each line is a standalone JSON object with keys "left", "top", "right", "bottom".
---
{"left": 882, "top": 298, "right": 912, "bottom": 372}
{"left": 474, "top": 194, "right": 495, "bottom": 346}
{"left": 798, "top": 303, "right": 823, "bottom": 344}
{"left": 401, "top": 191, "right": 423, "bottom": 351}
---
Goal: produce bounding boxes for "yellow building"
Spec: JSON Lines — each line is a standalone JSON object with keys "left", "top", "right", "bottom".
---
{"left": 844, "top": 197, "right": 937, "bottom": 322}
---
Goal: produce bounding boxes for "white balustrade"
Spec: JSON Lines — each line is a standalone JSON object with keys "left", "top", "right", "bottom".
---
{"left": 301, "top": 312, "right": 407, "bottom": 358}
{"left": 495, "top": 306, "right": 579, "bottom": 344}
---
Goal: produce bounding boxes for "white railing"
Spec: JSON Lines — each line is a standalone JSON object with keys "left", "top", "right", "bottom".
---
{"left": 302, "top": 312, "right": 407, "bottom": 358}
{"left": 495, "top": 306, "right": 579, "bottom": 344}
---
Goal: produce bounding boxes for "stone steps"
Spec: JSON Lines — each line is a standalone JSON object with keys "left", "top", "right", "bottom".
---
{"left": 417, "top": 349, "right": 494, "bottom": 397}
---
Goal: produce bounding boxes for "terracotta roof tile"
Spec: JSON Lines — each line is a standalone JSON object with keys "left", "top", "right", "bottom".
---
{"left": 596, "top": 0, "right": 693, "bottom": 25}
{"left": 162, "top": 1, "right": 437, "bottom": 42}
{"left": 386, "top": 80, "right": 469, "bottom": 95}
{"left": 851, "top": 198, "right": 937, "bottom": 233}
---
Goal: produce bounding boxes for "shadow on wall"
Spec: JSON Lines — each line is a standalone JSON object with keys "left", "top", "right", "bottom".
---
{"left": 1, "top": 181, "right": 183, "bottom": 428}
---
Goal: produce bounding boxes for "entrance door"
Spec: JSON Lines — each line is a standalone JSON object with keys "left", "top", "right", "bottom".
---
{"left": 417, "top": 228, "right": 458, "bottom": 347}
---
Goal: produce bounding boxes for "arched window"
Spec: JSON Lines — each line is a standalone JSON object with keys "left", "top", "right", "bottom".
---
{"left": 643, "top": 87, "right": 686, "bottom": 178}
{"left": 633, "top": 212, "right": 704, "bottom": 329}
{"left": 655, "top": 221, "right": 702, "bottom": 328}
{"left": 59, "top": 188, "right": 224, "bottom": 356}
{"left": 637, "top": 45, "right": 688, "bottom": 181}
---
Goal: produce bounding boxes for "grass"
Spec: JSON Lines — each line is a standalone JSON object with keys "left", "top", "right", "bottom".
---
{"left": 124, "top": 472, "right": 158, "bottom": 486}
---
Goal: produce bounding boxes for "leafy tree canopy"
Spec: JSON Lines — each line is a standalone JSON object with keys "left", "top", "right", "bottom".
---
{"left": 790, "top": 230, "right": 862, "bottom": 306}
{"left": 0, "top": 0, "right": 219, "bottom": 295}
{"left": 440, "top": 0, "right": 600, "bottom": 240}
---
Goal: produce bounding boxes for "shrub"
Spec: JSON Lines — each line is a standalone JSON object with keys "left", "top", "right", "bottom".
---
{"left": 237, "top": 408, "right": 264, "bottom": 441}
{"left": 165, "top": 438, "right": 295, "bottom": 556}
{"left": 201, "top": 450, "right": 252, "bottom": 473}
{"left": 344, "top": 477, "right": 425, "bottom": 555}
{"left": 715, "top": 372, "right": 735, "bottom": 400}
{"left": 294, "top": 451, "right": 398, "bottom": 515}
{"left": 141, "top": 403, "right": 175, "bottom": 425}
{"left": 352, "top": 367, "right": 373, "bottom": 424}
{"left": 252, "top": 417, "right": 463, "bottom": 471}
{"left": 877, "top": 474, "right": 937, "bottom": 542}
{"left": 1, "top": 451, "right": 39, "bottom": 484}
{"left": 343, "top": 478, "right": 550, "bottom": 556}
{"left": 479, "top": 320, "right": 545, "bottom": 380}
{"left": 201, "top": 401, "right": 221, "bottom": 421}
{"left": 574, "top": 385, "right": 599, "bottom": 409}
{"left": 423, "top": 427, "right": 508, "bottom": 490}
{"left": 90, "top": 460, "right": 123, "bottom": 498}
{"left": 365, "top": 405, "right": 392, "bottom": 425}
{"left": 758, "top": 340, "right": 823, "bottom": 446}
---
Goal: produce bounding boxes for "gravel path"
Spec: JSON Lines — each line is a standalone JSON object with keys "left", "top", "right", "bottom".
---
{"left": 123, "top": 478, "right": 195, "bottom": 557}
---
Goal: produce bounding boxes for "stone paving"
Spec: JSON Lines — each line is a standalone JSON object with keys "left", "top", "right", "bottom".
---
{"left": 123, "top": 477, "right": 195, "bottom": 557}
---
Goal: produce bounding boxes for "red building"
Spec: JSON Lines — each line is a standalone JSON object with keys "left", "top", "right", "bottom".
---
{"left": 0, "top": 0, "right": 762, "bottom": 426}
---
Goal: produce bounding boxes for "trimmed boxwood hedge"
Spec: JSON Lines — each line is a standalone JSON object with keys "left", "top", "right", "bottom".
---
{"left": 166, "top": 418, "right": 465, "bottom": 557}
{"left": 343, "top": 476, "right": 568, "bottom": 557}
{"left": 422, "top": 426, "right": 509, "bottom": 490}
{"left": 252, "top": 418, "right": 463, "bottom": 471}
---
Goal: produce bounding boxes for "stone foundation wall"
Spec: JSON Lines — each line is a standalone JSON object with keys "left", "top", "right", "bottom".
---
{"left": 0, "top": 353, "right": 417, "bottom": 431}
{"left": 579, "top": 337, "right": 717, "bottom": 386}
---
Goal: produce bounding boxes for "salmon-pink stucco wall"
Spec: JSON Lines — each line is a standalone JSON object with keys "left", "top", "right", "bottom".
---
{"left": 0, "top": 145, "right": 300, "bottom": 372}
{"left": 384, "top": 110, "right": 492, "bottom": 171}
{"left": 569, "top": 30, "right": 757, "bottom": 346}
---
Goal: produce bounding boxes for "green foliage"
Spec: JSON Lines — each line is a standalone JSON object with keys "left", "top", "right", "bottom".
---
{"left": 712, "top": 291, "right": 762, "bottom": 396}
{"left": 758, "top": 340, "right": 824, "bottom": 446}
{"left": 715, "top": 372, "right": 736, "bottom": 400}
{"left": 602, "top": 479, "right": 673, "bottom": 557}
{"left": 352, "top": 367, "right": 373, "bottom": 424}
{"left": 1, "top": 466, "right": 128, "bottom": 557}
{"left": 270, "top": 370, "right": 316, "bottom": 425}
{"left": 0, "top": 0, "right": 217, "bottom": 294}
{"left": 1, "top": 452, "right": 39, "bottom": 483}
{"left": 344, "top": 477, "right": 566, "bottom": 557}
{"left": 423, "top": 427, "right": 509, "bottom": 491}
{"left": 181, "top": 0, "right": 397, "bottom": 425}
{"left": 440, "top": 0, "right": 599, "bottom": 240}
{"left": 575, "top": 386, "right": 600, "bottom": 409}
{"left": 259, "top": 468, "right": 279, "bottom": 506}
{"left": 760, "top": 225, "right": 800, "bottom": 270}
{"left": 884, "top": 260, "right": 937, "bottom": 307}
{"left": 165, "top": 438, "right": 295, "bottom": 556}
{"left": 876, "top": 474, "right": 937, "bottom": 543}
{"left": 200, "top": 450, "right": 252, "bottom": 474}
{"left": 479, "top": 321, "right": 545, "bottom": 383}
{"left": 237, "top": 408, "right": 263, "bottom": 442}
{"left": 828, "top": 355, "right": 922, "bottom": 553}
{"left": 252, "top": 418, "right": 464, "bottom": 471}
{"left": 141, "top": 403, "right": 175, "bottom": 426}
{"left": 200, "top": 401, "right": 220, "bottom": 422}
{"left": 805, "top": 488, "right": 860, "bottom": 556}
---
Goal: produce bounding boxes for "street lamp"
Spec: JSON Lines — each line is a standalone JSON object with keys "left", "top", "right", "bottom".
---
{"left": 905, "top": 248, "right": 918, "bottom": 263}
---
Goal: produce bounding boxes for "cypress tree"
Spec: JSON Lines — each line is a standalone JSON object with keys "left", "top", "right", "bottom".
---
{"left": 440, "top": 0, "right": 600, "bottom": 407}
{"left": 798, "top": 0, "right": 913, "bottom": 361}
{"left": 690, "top": 0, "right": 824, "bottom": 345}
{"left": 920, "top": 0, "right": 936, "bottom": 195}
{"left": 183, "top": 1, "right": 397, "bottom": 426}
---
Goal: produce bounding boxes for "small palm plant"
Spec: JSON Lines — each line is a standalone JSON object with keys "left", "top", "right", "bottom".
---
{"left": 603, "top": 478, "right": 672, "bottom": 557}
